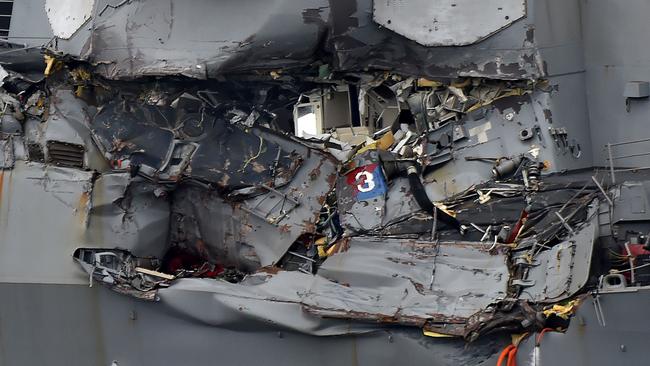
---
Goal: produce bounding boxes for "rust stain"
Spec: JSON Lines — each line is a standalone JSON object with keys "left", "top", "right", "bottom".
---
{"left": 326, "top": 172, "right": 337, "bottom": 186}
{"left": 301, "top": 219, "right": 316, "bottom": 233}
{"left": 337, "top": 237, "right": 351, "bottom": 253}
{"left": 309, "top": 157, "right": 327, "bottom": 181}
{"left": 278, "top": 224, "right": 291, "bottom": 234}
{"left": 256, "top": 265, "right": 281, "bottom": 275}
{"left": 77, "top": 190, "right": 90, "bottom": 224}
{"left": 387, "top": 257, "right": 416, "bottom": 266}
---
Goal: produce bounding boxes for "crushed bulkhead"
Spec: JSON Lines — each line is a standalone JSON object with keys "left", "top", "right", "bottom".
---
{"left": 0, "top": 27, "right": 646, "bottom": 349}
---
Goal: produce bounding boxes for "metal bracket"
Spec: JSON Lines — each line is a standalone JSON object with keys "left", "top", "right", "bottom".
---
{"left": 512, "top": 279, "right": 536, "bottom": 287}
{"left": 514, "top": 257, "right": 540, "bottom": 267}
{"left": 240, "top": 184, "right": 300, "bottom": 226}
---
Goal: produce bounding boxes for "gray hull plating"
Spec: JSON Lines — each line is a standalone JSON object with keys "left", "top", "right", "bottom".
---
{"left": 0, "top": 283, "right": 507, "bottom": 366}
{"left": 3, "top": 0, "right": 650, "bottom": 365}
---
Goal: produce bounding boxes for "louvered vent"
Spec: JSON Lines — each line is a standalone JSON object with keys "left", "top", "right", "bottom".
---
{"left": 47, "top": 141, "right": 85, "bottom": 168}
{"left": 0, "top": 1, "right": 13, "bottom": 38}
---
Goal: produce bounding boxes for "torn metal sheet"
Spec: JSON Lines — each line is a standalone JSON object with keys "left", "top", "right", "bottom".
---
{"left": 60, "top": 0, "right": 329, "bottom": 79}
{"left": 0, "top": 137, "right": 14, "bottom": 168}
{"left": 171, "top": 141, "right": 338, "bottom": 269}
{"left": 309, "top": 237, "right": 509, "bottom": 334}
{"left": 2, "top": 3, "right": 648, "bottom": 362}
{"left": 158, "top": 274, "right": 380, "bottom": 336}
{"left": 90, "top": 99, "right": 303, "bottom": 189}
{"left": 84, "top": 173, "right": 171, "bottom": 258}
{"left": 516, "top": 210, "right": 599, "bottom": 302}
{"left": 156, "top": 237, "right": 509, "bottom": 337}
{"left": 74, "top": 248, "right": 166, "bottom": 301}
{"left": 40, "top": 0, "right": 543, "bottom": 80}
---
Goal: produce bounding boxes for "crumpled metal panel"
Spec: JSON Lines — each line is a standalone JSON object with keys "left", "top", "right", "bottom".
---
{"left": 380, "top": 178, "right": 421, "bottom": 221}
{"left": 158, "top": 237, "right": 508, "bottom": 336}
{"left": 171, "top": 139, "right": 338, "bottom": 269}
{"left": 0, "top": 137, "right": 14, "bottom": 168}
{"left": 65, "top": 0, "right": 328, "bottom": 79}
{"left": 90, "top": 101, "right": 176, "bottom": 170}
{"left": 188, "top": 128, "right": 302, "bottom": 190}
{"left": 520, "top": 209, "right": 598, "bottom": 302}
{"left": 171, "top": 186, "right": 261, "bottom": 271}
{"left": 45, "top": 89, "right": 110, "bottom": 171}
{"left": 85, "top": 173, "right": 171, "bottom": 258}
{"left": 0, "top": 162, "right": 94, "bottom": 285}
{"left": 373, "top": 0, "right": 526, "bottom": 46}
{"left": 90, "top": 100, "right": 302, "bottom": 189}
{"left": 309, "top": 238, "right": 508, "bottom": 324}
{"left": 158, "top": 274, "right": 380, "bottom": 336}
{"left": 44, "top": 0, "right": 541, "bottom": 80}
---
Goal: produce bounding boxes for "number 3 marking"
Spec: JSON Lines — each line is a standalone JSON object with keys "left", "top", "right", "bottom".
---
{"left": 355, "top": 171, "right": 375, "bottom": 192}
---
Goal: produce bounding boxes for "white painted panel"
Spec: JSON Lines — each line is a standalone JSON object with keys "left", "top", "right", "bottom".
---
{"left": 45, "top": 0, "right": 94, "bottom": 39}
{"left": 373, "top": 0, "right": 526, "bottom": 46}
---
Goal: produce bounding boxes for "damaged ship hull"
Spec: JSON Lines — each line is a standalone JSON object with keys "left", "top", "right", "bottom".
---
{"left": 3, "top": 0, "right": 650, "bottom": 365}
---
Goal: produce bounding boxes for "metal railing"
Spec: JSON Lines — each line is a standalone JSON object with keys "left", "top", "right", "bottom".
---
{"left": 605, "top": 137, "right": 650, "bottom": 183}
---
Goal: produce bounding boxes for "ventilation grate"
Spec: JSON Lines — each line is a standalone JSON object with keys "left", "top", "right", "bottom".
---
{"left": 27, "top": 143, "right": 45, "bottom": 162}
{"left": 47, "top": 141, "right": 85, "bottom": 168}
{"left": 0, "top": 1, "right": 13, "bottom": 38}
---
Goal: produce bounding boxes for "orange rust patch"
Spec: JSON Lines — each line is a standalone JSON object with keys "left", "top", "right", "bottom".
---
{"left": 326, "top": 172, "right": 338, "bottom": 186}
{"left": 77, "top": 190, "right": 90, "bottom": 224}
{"left": 301, "top": 219, "right": 316, "bottom": 233}
{"left": 256, "top": 266, "right": 281, "bottom": 275}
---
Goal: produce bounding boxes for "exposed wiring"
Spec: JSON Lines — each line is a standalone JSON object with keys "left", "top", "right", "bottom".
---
{"left": 240, "top": 136, "right": 264, "bottom": 171}
{"left": 612, "top": 261, "right": 650, "bottom": 273}
{"left": 535, "top": 328, "right": 554, "bottom": 346}
{"left": 497, "top": 333, "right": 530, "bottom": 366}
{"left": 497, "top": 345, "right": 515, "bottom": 366}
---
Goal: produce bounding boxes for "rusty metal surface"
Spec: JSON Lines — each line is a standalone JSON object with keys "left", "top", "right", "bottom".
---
{"left": 156, "top": 237, "right": 508, "bottom": 337}
{"left": 170, "top": 139, "right": 338, "bottom": 269}
{"left": 309, "top": 238, "right": 509, "bottom": 331}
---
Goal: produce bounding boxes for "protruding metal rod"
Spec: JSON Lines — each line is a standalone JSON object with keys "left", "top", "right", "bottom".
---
{"left": 607, "top": 143, "right": 616, "bottom": 184}
{"left": 430, "top": 204, "right": 438, "bottom": 241}
{"left": 606, "top": 151, "right": 650, "bottom": 160}
{"left": 591, "top": 176, "right": 614, "bottom": 207}
{"left": 554, "top": 211, "right": 575, "bottom": 235}
{"left": 608, "top": 137, "right": 650, "bottom": 147}
{"left": 625, "top": 242, "right": 636, "bottom": 284}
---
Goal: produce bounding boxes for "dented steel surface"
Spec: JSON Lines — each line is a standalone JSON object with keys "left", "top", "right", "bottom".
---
{"left": 40, "top": 0, "right": 544, "bottom": 80}
{"left": 5, "top": 1, "right": 650, "bottom": 365}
